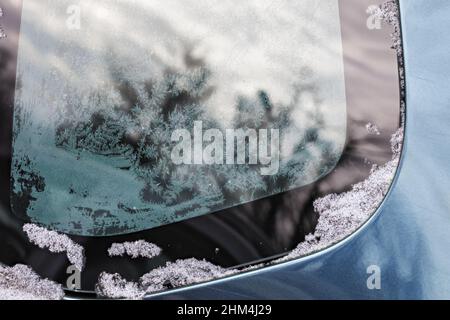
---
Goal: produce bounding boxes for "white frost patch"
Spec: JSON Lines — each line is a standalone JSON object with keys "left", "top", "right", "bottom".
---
{"left": 371, "top": 1, "right": 405, "bottom": 124}
{"left": 108, "top": 240, "right": 162, "bottom": 259}
{"left": 95, "top": 273, "right": 145, "bottom": 300}
{"left": 366, "top": 123, "right": 381, "bottom": 135}
{"left": 0, "top": 264, "right": 64, "bottom": 300}
{"left": 370, "top": 0, "right": 402, "bottom": 56}
{"left": 23, "top": 224, "right": 85, "bottom": 271}
{"left": 280, "top": 128, "right": 403, "bottom": 260}
{"left": 96, "top": 258, "right": 236, "bottom": 299}
{"left": 7, "top": 1, "right": 403, "bottom": 299}
{"left": 97, "top": 128, "right": 404, "bottom": 298}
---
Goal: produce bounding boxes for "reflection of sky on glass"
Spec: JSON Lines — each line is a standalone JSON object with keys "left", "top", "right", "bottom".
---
{"left": 12, "top": 0, "right": 347, "bottom": 235}
{"left": 18, "top": 0, "right": 346, "bottom": 127}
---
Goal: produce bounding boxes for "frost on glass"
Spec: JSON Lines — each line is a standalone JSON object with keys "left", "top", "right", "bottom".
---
{"left": 11, "top": 0, "right": 347, "bottom": 235}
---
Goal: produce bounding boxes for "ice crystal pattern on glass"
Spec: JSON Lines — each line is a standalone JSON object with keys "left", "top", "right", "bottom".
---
{"left": 54, "top": 67, "right": 338, "bottom": 228}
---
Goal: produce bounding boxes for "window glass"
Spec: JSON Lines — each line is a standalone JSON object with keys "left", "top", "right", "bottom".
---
{"left": 12, "top": 0, "right": 347, "bottom": 235}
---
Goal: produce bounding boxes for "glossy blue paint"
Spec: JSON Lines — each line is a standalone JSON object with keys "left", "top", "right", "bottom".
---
{"left": 152, "top": 0, "right": 450, "bottom": 299}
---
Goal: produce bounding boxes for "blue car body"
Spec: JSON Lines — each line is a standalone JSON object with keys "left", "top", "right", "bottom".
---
{"left": 152, "top": 0, "right": 450, "bottom": 300}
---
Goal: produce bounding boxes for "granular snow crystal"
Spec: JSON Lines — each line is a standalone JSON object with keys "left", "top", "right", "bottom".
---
{"left": 96, "top": 258, "right": 236, "bottom": 299}
{"left": 280, "top": 128, "right": 403, "bottom": 261}
{"left": 366, "top": 123, "right": 381, "bottom": 135}
{"left": 2, "top": 1, "right": 405, "bottom": 300}
{"left": 23, "top": 224, "right": 85, "bottom": 271}
{"left": 108, "top": 240, "right": 162, "bottom": 259}
{"left": 0, "top": 264, "right": 64, "bottom": 300}
{"left": 97, "top": 127, "right": 404, "bottom": 299}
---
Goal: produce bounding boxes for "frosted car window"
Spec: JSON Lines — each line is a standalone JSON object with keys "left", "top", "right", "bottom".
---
{"left": 11, "top": 0, "right": 347, "bottom": 235}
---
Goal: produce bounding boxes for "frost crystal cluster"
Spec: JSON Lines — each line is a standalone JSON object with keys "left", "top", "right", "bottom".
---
{"left": 0, "top": 264, "right": 64, "bottom": 300}
{"left": 366, "top": 123, "right": 381, "bottom": 135}
{"left": 281, "top": 128, "right": 403, "bottom": 260}
{"left": 108, "top": 240, "right": 162, "bottom": 259}
{"left": 95, "top": 273, "right": 144, "bottom": 300}
{"left": 23, "top": 223, "right": 85, "bottom": 271}
{"left": 54, "top": 66, "right": 335, "bottom": 228}
{"left": 96, "top": 258, "right": 235, "bottom": 299}
{"left": 378, "top": 1, "right": 405, "bottom": 119}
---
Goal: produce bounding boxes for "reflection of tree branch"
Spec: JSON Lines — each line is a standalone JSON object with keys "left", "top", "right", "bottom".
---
{"left": 53, "top": 47, "right": 344, "bottom": 246}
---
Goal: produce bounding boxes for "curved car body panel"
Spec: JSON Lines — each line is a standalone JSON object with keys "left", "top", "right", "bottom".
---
{"left": 152, "top": 0, "right": 450, "bottom": 299}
